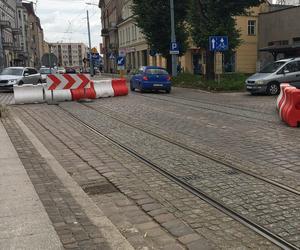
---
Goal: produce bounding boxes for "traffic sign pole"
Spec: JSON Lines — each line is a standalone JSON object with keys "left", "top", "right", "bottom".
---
{"left": 170, "top": 0, "right": 177, "bottom": 77}
{"left": 87, "top": 10, "right": 94, "bottom": 77}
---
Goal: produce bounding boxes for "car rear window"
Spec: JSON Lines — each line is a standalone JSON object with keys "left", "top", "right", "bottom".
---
{"left": 146, "top": 69, "right": 168, "bottom": 75}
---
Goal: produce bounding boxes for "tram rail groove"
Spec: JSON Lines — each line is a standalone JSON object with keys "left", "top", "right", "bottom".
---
{"left": 53, "top": 105, "right": 298, "bottom": 250}
{"left": 80, "top": 102, "right": 300, "bottom": 197}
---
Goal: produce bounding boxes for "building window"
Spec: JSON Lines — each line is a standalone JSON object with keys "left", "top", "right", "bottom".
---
{"left": 248, "top": 20, "right": 256, "bottom": 36}
{"left": 293, "top": 37, "right": 300, "bottom": 45}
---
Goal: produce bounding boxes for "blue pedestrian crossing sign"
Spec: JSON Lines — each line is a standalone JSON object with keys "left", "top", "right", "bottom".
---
{"left": 170, "top": 42, "right": 179, "bottom": 55}
{"left": 117, "top": 56, "right": 126, "bottom": 70}
{"left": 117, "top": 56, "right": 125, "bottom": 66}
{"left": 209, "top": 36, "right": 229, "bottom": 52}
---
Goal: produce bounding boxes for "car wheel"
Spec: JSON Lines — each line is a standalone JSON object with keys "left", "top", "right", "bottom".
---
{"left": 165, "top": 88, "right": 171, "bottom": 94}
{"left": 139, "top": 83, "right": 144, "bottom": 93}
{"left": 18, "top": 81, "right": 24, "bottom": 86}
{"left": 38, "top": 80, "right": 42, "bottom": 84}
{"left": 130, "top": 82, "right": 135, "bottom": 91}
{"left": 267, "top": 82, "right": 280, "bottom": 96}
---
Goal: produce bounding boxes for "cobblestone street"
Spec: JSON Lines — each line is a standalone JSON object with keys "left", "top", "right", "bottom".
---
{"left": 1, "top": 87, "right": 299, "bottom": 249}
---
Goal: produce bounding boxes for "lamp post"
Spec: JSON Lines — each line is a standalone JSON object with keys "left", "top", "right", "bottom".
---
{"left": 170, "top": 0, "right": 177, "bottom": 77}
{"left": 86, "top": 10, "right": 93, "bottom": 76}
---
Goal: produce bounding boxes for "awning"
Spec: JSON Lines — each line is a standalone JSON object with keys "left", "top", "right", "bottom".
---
{"left": 259, "top": 44, "right": 300, "bottom": 53}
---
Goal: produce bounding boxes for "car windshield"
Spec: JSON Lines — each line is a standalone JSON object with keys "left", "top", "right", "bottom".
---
{"left": 0, "top": 68, "right": 23, "bottom": 76}
{"left": 39, "top": 68, "right": 51, "bottom": 74}
{"left": 146, "top": 69, "right": 169, "bottom": 75}
{"left": 259, "top": 62, "right": 286, "bottom": 73}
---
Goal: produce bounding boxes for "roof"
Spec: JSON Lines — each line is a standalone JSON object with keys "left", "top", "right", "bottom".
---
{"left": 260, "top": 44, "right": 300, "bottom": 53}
{"left": 260, "top": 4, "right": 300, "bottom": 15}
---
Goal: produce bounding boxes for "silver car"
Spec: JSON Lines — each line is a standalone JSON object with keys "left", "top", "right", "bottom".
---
{"left": 39, "top": 67, "right": 57, "bottom": 83}
{"left": 245, "top": 57, "right": 300, "bottom": 95}
{"left": 0, "top": 67, "right": 42, "bottom": 91}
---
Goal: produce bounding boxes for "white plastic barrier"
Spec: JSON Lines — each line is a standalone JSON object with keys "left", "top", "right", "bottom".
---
{"left": 44, "top": 89, "right": 72, "bottom": 103}
{"left": 14, "top": 84, "right": 45, "bottom": 104}
{"left": 93, "top": 80, "right": 114, "bottom": 98}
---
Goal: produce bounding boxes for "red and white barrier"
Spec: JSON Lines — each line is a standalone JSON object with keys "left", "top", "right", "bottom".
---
{"left": 44, "top": 89, "right": 72, "bottom": 103}
{"left": 278, "top": 85, "right": 300, "bottom": 127}
{"left": 47, "top": 74, "right": 91, "bottom": 90}
{"left": 14, "top": 76, "right": 128, "bottom": 105}
{"left": 93, "top": 79, "right": 128, "bottom": 98}
{"left": 276, "top": 83, "right": 290, "bottom": 110}
{"left": 93, "top": 80, "right": 115, "bottom": 98}
{"left": 112, "top": 79, "right": 129, "bottom": 96}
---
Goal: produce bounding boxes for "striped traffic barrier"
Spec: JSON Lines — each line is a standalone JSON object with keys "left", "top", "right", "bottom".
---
{"left": 112, "top": 79, "right": 128, "bottom": 96}
{"left": 46, "top": 74, "right": 91, "bottom": 90}
{"left": 14, "top": 84, "right": 45, "bottom": 104}
{"left": 93, "top": 80, "right": 115, "bottom": 98}
{"left": 276, "top": 83, "right": 290, "bottom": 110}
{"left": 44, "top": 89, "right": 72, "bottom": 103}
{"left": 71, "top": 82, "right": 96, "bottom": 101}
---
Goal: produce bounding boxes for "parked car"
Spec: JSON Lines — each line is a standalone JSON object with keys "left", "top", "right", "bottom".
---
{"left": 57, "top": 67, "right": 66, "bottom": 74}
{"left": 245, "top": 57, "right": 300, "bottom": 95}
{"left": 130, "top": 66, "right": 172, "bottom": 93}
{"left": 65, "top": 68, "right": 76, "bottom": 74}
{"left": 0, "top": 67, "right": 42, "bottom": 91}
{"left": 39, "top": 67, "right": 57, "bottom": 83}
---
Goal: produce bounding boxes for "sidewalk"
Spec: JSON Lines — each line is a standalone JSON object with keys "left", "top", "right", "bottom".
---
{"left": 0, "top": 121, "right": 63, "bottom": 250}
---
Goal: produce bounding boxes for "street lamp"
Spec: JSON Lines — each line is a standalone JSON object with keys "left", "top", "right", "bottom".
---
{"left": 85, "top": 2, "right": 98, "bottom": 77}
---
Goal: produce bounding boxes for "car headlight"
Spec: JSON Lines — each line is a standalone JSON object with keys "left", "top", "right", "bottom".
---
{"left": 256, "top": 80, "right": 265, "bottom": 85}
{"left": 8, "top": 79, "right": 17, "bottom": 85}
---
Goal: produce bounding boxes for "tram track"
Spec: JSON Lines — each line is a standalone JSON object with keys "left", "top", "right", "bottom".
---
{"left": 80, "top": 102, "right": 300, "bottom": 196}
{"left": 17, "top": 104, "right": 300, "bottom": 250}
{"left": 132, "top": 93, "right": 277, "bottom": 123}
{"left": 54, "top": 104, "right": 298, "bottom": 250}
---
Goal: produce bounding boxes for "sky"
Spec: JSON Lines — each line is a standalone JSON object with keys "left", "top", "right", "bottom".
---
{"left": 34, "top": 0, "right": 102, "bottom": 50}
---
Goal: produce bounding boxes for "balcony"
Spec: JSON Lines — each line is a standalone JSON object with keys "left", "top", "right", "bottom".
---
{"left": 12, "top": 28, "right": 21, "bottom": 35}
{"left": 2, "top": 41, "right": 13, "bottom": 49}
{"left": 101, "top": 28, "right": 109, "bottom": 37}
{"left": 108, "top": 22, "right": 117, "bottom": 31}
{"left": 0, "top": 20, "right": 11, "bottom": 29}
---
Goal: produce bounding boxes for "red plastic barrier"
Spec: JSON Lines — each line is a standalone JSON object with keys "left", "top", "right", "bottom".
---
{"left": 71, "top": 82, "right": 96, "bottom": 101}
{"left": 279, "top": 86, "right": 295, "bottom": 120}
{"left": 283, "top": 88, "right": 300, "bottom": 127}
{"left": 276, "top": 83, "right": 290, "bottom": 110}
{"left": 111, "top": 79, "right": 128, "bottom": 97}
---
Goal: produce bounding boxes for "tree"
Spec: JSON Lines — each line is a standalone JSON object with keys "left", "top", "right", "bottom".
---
{"left": 132, "top": 0, "right": 190, "bottom": 72}
{"left": 189, "top": 0, "right": 261, "bottom": 80}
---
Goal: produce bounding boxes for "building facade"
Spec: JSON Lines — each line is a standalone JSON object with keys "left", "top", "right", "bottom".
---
{"left": 99, "top": 0, "right": 124, "bottom": 73}
{"left": 118, "top": 0, "right": 149, "bottom": 71}
{"left": 0, "top": 0, "right": 22, "bottom": 70}
{"left": 258, "top": 5, "right": 300, "bottom": 66}
{"left": 23, "top": 2, "right": 44, "bottom": 68}
{"left": 49, "top": 42, "right": 88, "bottom": 69}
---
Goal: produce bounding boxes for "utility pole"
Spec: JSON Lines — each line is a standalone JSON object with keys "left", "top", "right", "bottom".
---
{"left": 87, "top": 10, "right": 93, "bottom": 76}
{"left": 170, "top": 0, "right": 177, "bottom": 77}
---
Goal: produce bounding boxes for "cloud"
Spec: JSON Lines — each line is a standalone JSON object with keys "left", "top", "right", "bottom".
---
{"left": 36, "top": 0, "right": 102, "bottom": 49}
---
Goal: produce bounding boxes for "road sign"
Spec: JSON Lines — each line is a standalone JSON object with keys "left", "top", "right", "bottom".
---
{"left": 209, "top": 36, "right": 229, "bottom": 52}
{"left": 170, "top": 42, "right": 179, "bottom": 55}
{"left": 119, "top": 48, "right": 126, "bottom": 57}
{"left": 109, "top": 53, "right": 115, "bottom": 60}
{"left": 47, "top": 74, "right": 91, "bottom": 90}
{"left": 91, "top": 47, "right": 98, "bottom": 54}
{"left": 117, "top": 56, "right": 126, "bottom": 70}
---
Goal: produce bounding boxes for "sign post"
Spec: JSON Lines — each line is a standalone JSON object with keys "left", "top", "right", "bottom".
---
{"left": 117, "top": 56, "right": 126, "bottom": 78}
{"left": 209, "top": 36, "right": 229, "bottom": 82}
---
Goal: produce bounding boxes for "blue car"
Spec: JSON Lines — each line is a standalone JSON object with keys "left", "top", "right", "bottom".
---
{"left": 130, "top": 66, "right": 172, "bottom": 93}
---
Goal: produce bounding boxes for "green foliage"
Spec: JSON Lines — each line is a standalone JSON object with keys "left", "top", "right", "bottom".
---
{"left": 131, "top": 0, "right": 190, "bottom": 57}
{"left": 172, "top": 72, "right": 249, "bottom": 91}
{"left": 189, "top": 0, "right": 261, "bottom": 50}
